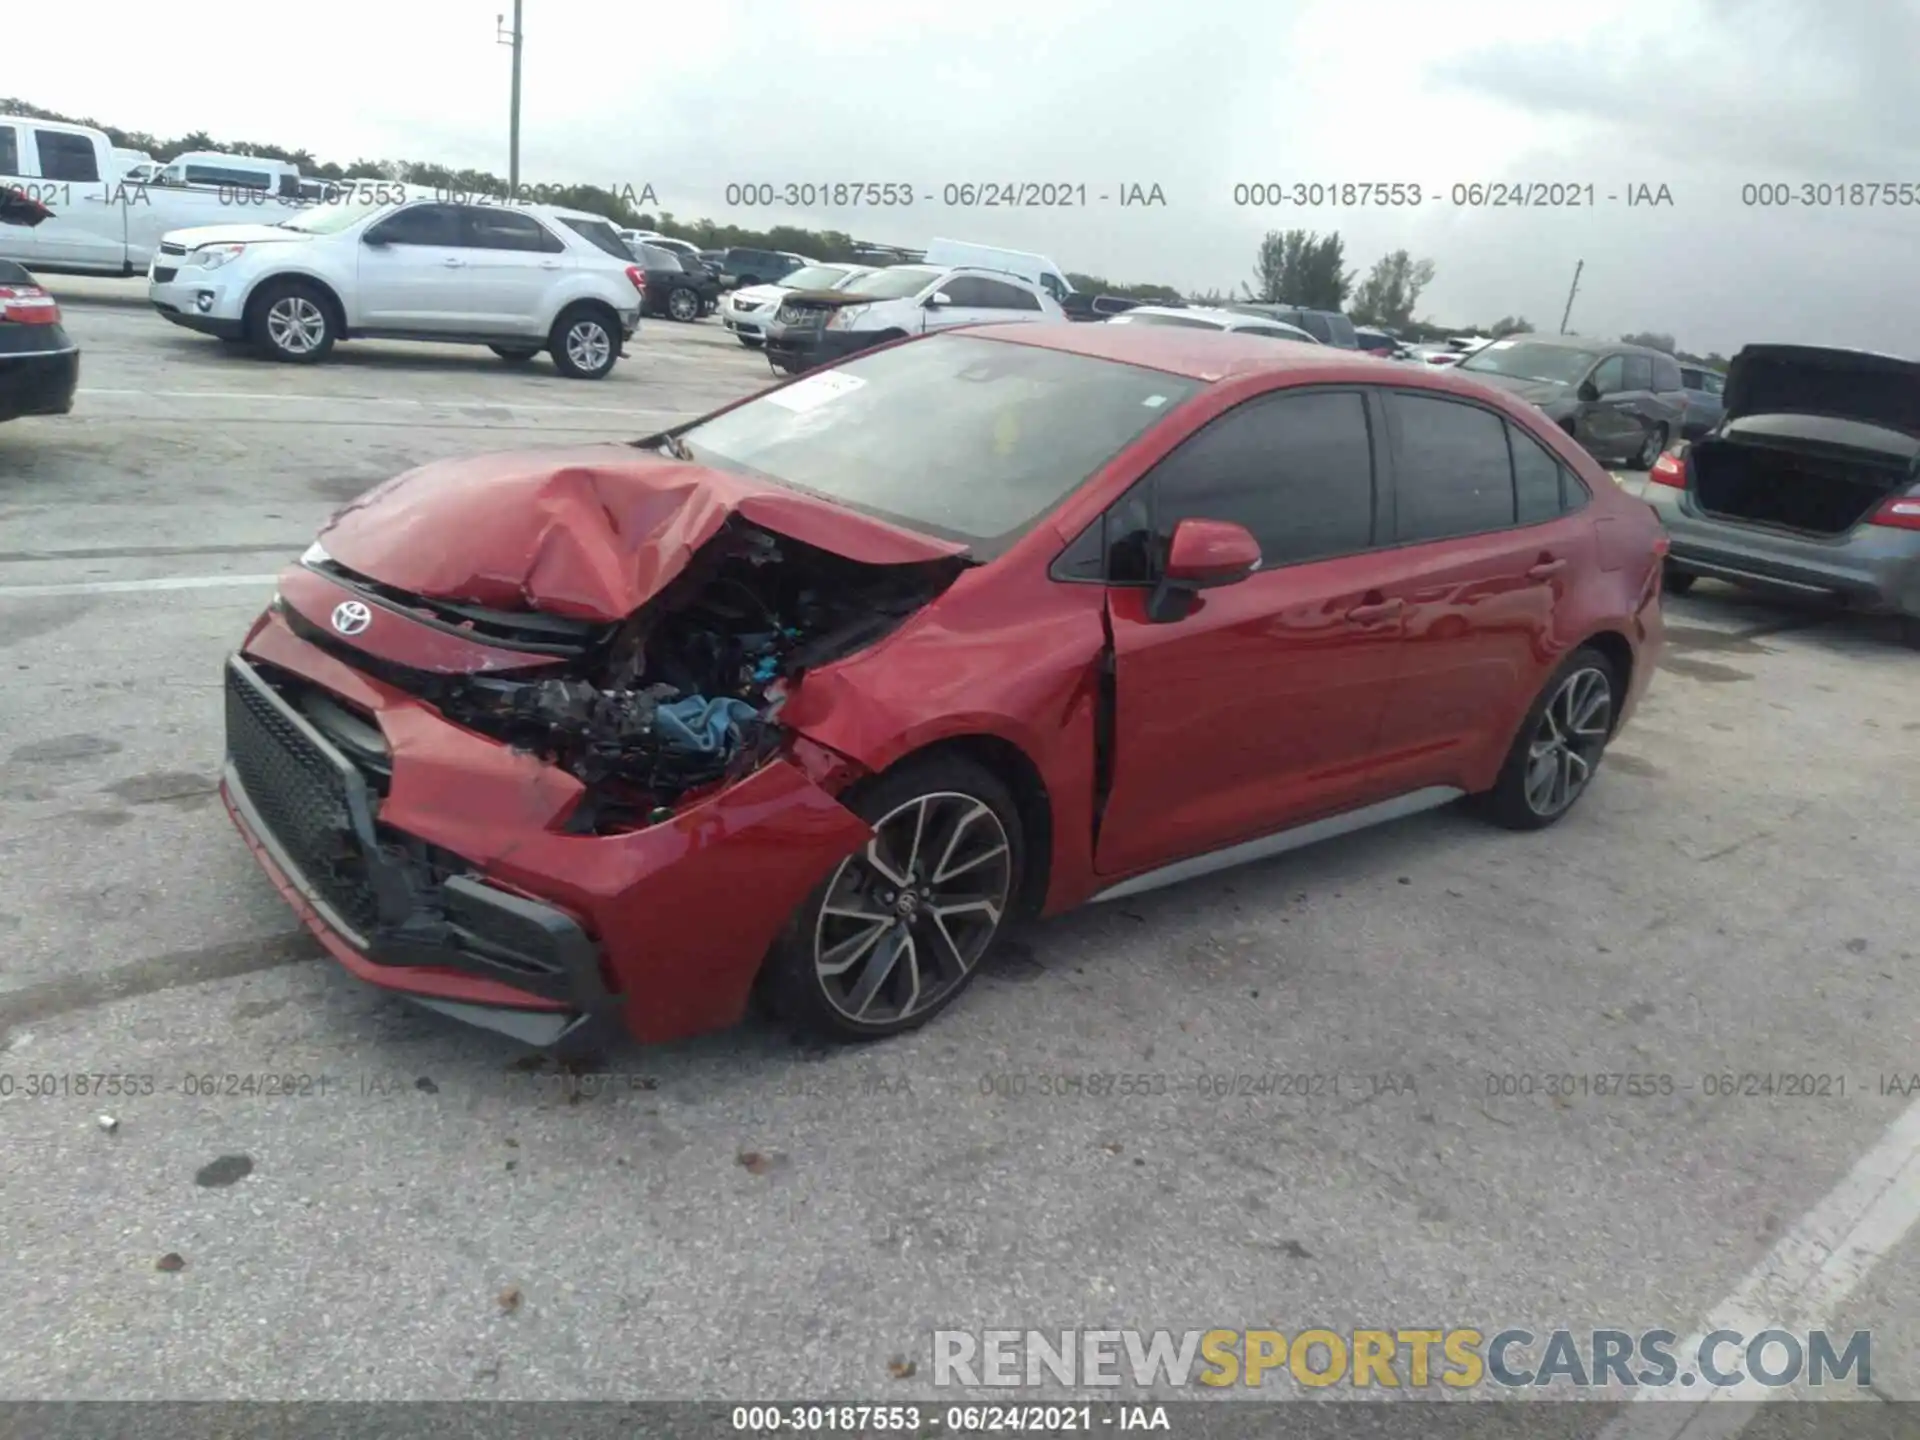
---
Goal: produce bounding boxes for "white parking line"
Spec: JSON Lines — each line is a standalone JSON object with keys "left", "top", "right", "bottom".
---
{"left": 1596, "top": 1094, "right": 1920, "bottom": 1438}
{"left": 0, "top": 574, "right": 280, "bottom": 598}
{"left": 77, "top": 388, "right": 666, "bottom": 418}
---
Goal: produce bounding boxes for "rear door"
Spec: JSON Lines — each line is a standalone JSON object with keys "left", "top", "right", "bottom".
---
{"left": 355, "top": 203, "right": 475, "bottom": 329}
{"left": 1096, "top": 386, "right": 1409, "bottom": 878}
{"left": 23, "top": 126, "right": 116, "bottom": 268}
{"left": 1372, "top": 391, "right": 1595, "bottom": 784}
{"left": 459, "top": 205, "right": 569, "bottom": 334}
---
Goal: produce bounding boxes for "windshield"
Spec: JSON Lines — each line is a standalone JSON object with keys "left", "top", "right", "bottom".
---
{"left": 840, "top": 266, "right": 942, "bottom": 300}
{"left": 1110, "top": 312, "right": 1224, "bottom": 329}
{"left": 275, "top": 201, "right": 392, "bottom": 235}
{"left": 780, "top": 265, "right": 853, "bottom": 290}
{"left": 674, "top": 333, "right": 1202, "bottom": 549}
{"left": 1460, "top": 341, "right": 1600, "bottom": 385}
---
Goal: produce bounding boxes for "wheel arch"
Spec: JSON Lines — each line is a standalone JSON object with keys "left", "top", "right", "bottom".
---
{"left": 855, "top": 732, "right": 1054, "bottom": 922}
{"left": 242, "top": 270, "right": 347, "bottom": 335}
{"left": 1578, "top": 628, "right": 1635, "bottom": 735}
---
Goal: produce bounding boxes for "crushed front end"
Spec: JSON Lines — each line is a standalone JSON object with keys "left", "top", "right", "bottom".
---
{"left": 221, "top": 488, "right": 964, "bottom": 1049}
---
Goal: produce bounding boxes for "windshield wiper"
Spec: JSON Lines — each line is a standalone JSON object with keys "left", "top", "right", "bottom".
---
{"left": 633, "top": 429, "right": 692, "bottom": 460}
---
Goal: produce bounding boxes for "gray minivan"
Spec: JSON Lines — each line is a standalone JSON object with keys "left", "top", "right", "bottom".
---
{"left": 1225, "top": 304, "right": 1359, "bottom": 348}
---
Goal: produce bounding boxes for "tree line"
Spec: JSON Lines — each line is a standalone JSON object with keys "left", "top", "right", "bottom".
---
{"left": 4, "top": 98, "right": 1727, "bottom": 363}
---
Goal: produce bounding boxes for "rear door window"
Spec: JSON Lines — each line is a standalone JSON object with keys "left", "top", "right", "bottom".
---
{"left": 462, "top": 207, "right": 565, "bottom": 252}
{"left": 1320, "top": 312, "right": 1359, "bottom": 347}
{"left": 1388, "top": 391, "right": 1517, "bottom": 542}
{"left": 1510, "top": 422, "right": 1571, "bottom": 525}
{"left": 33, "top": 129, "right": 100, "bottom": 183}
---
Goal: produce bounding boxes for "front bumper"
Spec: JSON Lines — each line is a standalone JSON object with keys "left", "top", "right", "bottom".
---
{"left": 763, "top": 320, "right": 878, "bottom": 371}
{"left": 1646, "top": 484, "right": 1920, "bottom": 618}
{"left": 149, "top": 267, "right": 248, "bottom": 337}
{"left": 0, "top": 331, "right": 79, "bottom": 421}
{"left": 722, "top": 298, "right": 773, "bottom": 337}
{"left": 222, "top": 605, "right": 873, "bottom": 1049}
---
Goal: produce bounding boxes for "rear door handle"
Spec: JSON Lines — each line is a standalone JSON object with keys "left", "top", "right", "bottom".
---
{"left": 1527, "top": 558, "right": 1567, "bottom": 580}
{"left": 540, "top": 260, "right": 561, "bottom": 269}
{"left": 1345, "top": 597, "right": 1404, "bottom": 624}
{"left": 442, "top": 257, "right": 465, "bottom": 267}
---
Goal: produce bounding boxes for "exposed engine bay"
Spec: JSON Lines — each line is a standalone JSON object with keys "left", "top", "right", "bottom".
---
{"left": 424, "top": 520, "right": 963, "bottom": 825}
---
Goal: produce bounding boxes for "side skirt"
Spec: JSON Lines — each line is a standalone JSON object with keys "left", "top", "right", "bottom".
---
{"left": 1087, "top": 786, "right": 1465, "bottom": 904}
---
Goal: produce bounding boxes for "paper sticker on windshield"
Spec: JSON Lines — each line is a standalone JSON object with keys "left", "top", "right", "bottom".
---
{"left": 767, "top": 371, "right": 867, "bottom": 412}
{"left": 1487, "top": 339, "right": 1517, "bottom": 348}
{"left": 1142, "top": 394, "right": 1169, "bottom": 407}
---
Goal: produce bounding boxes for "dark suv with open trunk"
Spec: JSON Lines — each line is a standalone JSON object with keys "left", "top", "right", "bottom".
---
{"left": 1644, "top": 344, "right": 1920, "bottom": 645}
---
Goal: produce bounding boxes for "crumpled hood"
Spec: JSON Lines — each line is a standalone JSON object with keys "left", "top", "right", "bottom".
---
{"left": 161, "top": 222, "right": 311, "bottom": 249}
{"left": 316, "top": 444, "right": 968, "bottom": 621}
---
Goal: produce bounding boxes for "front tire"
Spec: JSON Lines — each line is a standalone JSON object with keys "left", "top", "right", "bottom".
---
{"left": 248, "top": 279, "right": 335, "bottom": 364}
{"left": 737, "top": 334, "right": 763, "bottom": 349}
{"left": 1663, "top": 563, "right": 1697, "bottom": 596}
{"left": 760, "top": 756, "right": 1023, "bottom": 1042}
{"left": 548, "top": 305, "right": 619, "bottom": 379}
{"left": 1476, "top": 646, "right": 1619, "bottom": 831}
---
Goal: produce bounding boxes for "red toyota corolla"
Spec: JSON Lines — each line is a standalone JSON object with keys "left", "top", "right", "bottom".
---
{"left": 222, "top": 324, "right": 1666, "bottom": 1052}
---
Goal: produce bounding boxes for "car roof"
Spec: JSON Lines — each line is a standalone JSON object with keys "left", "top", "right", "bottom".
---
{"left": 972, "top": 323, "right": 1473, "bottom": 382}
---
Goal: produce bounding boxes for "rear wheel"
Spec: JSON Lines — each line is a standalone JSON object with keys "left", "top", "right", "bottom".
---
{"left": 248, "top": 279, "right": 335, "bottom": 364}
{"left": 1477, "top": 647, "right": 1619, "bottom": 831}
{"left": 666, "top": 287, "right": 701, "bottom": 322}
{"left": 759, "top": 756, "right": 1023, "bottom": 1042}
{"left": 548, "top": 305, "right": 619, "bottom": 379}
{"left": 1633, "top": 423, "right": 1670, "bottom": 470}
{"left": 1663, "top": 563, "right": 1697, "bottom": 596}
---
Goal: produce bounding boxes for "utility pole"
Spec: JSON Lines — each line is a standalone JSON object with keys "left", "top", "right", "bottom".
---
{"left": 496, "top": 2, "right": 523, "bottom": 198}
{"left": 1558, "top": 259, "right": 1583, "bottom": 335}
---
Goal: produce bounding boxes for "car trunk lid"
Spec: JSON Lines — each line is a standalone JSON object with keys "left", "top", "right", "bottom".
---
{"left": 1722, "top": 344, "right": 1920, "bottom": 434}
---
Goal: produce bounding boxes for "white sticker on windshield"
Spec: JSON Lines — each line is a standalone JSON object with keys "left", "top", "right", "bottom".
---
{"left": 1142, "top": 394, "right": 1169, "bottom": 407}
{"left": 767, "top": 370, "right": 867, "bottom": 412}
{"left": 1487, "top": 339, "right": 1517, "bottom": 348}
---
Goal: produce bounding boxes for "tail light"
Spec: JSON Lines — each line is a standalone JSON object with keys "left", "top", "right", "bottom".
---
{"left": 1648, "top": 449, "right": 1687, "bottom": 488}
{"left": 625, "top": 265, "right": 647, "bottom": 296}
{"left": 1869, "top": 494, "right": 1920, "bottom": 531}
{"left": 0, "top": 284, "right": 61, "bottom": 325}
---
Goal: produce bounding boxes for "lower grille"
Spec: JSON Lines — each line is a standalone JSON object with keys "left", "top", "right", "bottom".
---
{"left": 224, "top": 658, "right": 379, "bottom": 938}
{"left": 151, "top": 266, "right": 178, "bottom": 283}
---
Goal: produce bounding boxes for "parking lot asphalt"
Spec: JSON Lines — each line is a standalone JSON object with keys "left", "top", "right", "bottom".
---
{"left": 2, "top": 283, "right": 1918, "bottom": 1412}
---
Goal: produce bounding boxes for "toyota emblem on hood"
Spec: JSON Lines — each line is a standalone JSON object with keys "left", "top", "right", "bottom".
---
{"left": 331, "top": 600, "right": 372, "bottom": 636}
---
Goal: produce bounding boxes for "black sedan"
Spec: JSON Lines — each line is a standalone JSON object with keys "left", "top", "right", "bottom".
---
{"left": 628, "top": 241, "right": 721, "bottom": 323}
{"left": 0, "top": 198, "right": 79, "bottom": 425}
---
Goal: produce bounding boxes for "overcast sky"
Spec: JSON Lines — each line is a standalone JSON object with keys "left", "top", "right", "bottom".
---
{"left": 23, "top": 0, "right": 1914, "bottom": 355}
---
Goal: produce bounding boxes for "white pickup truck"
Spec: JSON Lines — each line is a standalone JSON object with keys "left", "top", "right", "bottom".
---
{"left": 0, "top": 116, "right": 407, "bottom": 277}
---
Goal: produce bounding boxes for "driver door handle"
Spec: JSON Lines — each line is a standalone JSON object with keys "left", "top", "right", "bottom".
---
{"left": 442, "top": 257, "right": 466, "bottom": 267}
{"left": 1527, "top": 557, "right": 1567, "bottom": 580}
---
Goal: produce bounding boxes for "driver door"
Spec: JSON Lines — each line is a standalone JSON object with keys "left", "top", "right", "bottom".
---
{"left": 1092, "top": 386, "right": 1411, "bottom": 879}
{"left": 355, "top": 203, "right": 477, "bottom": 330}
{"left": 1574, "top": 354, "right": 1641, "bottom": 461}
{"left": 919, "top": 275, "right": 1000, "bottom": 332}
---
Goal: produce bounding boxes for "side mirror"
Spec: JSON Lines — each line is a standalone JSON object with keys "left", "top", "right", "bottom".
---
{"left": 1148, "top": 518, "right": 1262, "bottom": 621}
{"left": 363, "top": 231, "right": 389, "bottom": 246}
{"left": 1577, "top": 379, "right": 1600, "bottom": 402}
{"left": 925, "top": 291, "right": 952, "bottom": 308}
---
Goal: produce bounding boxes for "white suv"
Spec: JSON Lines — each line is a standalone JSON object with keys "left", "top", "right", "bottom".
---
{"left": 147, "top": 198, "right": 646, "bottom": 378}
{"left": 762, "top": 264, "right": 1065, "bottom": 374}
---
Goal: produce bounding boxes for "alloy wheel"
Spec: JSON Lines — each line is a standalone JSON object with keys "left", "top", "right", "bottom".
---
{"left": 1637, "top": 425, "right": 1667, "bottom": 469}
{"left": 1524, "top": 666, "right": 1613, "bottom": 817}
{"left": 565, "top": 319, "right": 612, "bottom": 372}
{"left": 668, "top": 288, "right": 699, "bottom": 321}
{"left": 812, "top": 791, "right": 1013, "bottom": 1025}
{"left": 266, "top": 297, "right": 326, "bottom": 355}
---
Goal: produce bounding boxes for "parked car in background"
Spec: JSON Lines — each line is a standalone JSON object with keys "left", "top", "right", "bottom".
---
{"left": 1352, "top": 327, "right": 1399, "bottom": 357}
{"left": 923, "top": 237, "right": 1075, "bottom": 306}
{"left": 1454, "top": 334, "right": 1689, "bottom": 469}
{"left": 1646, "top": 344, "right": 1920, "bottom": 645}
{"left": 719, "top": 247, "right": 813, "bottom": 289}
{"left": 1678, "top": 363, "right": 1727, "bottom": 439}
{"left": 148, "top": 197, "right": 644, "bottom": 378}
{"left": 216, "top": 324, "right": 1663, "bottom": 1052}
{"left": 762, "top": 263, "right": 1064, "bottom": 374}
{"left": 646, "top": 236, "right": 720, "bottom": 277}
{"left": 1104, "top": 305, "right": 1318, "bottom": 343}
{"left": 722, "top": 262, "right": 876, "bottom": 348}
{"left": 154, "top": 152, "right": 302, "bottom": 198}
{"left": 627, "top": 240, "right": 721, "bottom": 322}
{"left": 1224, "top": 304, "right": 1359, "bottom": 348}
{"left": 0, "top": 200, "right": 79, "bottom": 424}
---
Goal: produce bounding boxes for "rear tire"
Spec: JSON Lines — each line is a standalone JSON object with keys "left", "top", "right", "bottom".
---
{"left": 666, "top": 287, "right": 701, "bottom": 322}
{"left": 1476, "top": 646, "right": 1620, "bottom": 831}
{"left": 759, "top": 755, "right": 1024, "bottom": 1042}
{"left": 1663, "top": 564, "right": 1697, "bottom": 596}
{"left": 248, "top": 278, "right": 335, "bottom": 364}
{"left": 547, "top": 305, "right": 619, "bottom": 379}
{"left": 1632, "top": 424, "right": 1669, "bottom": 470}
{"left": 490, "top": 345, "right": 539, "bottom": 364}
